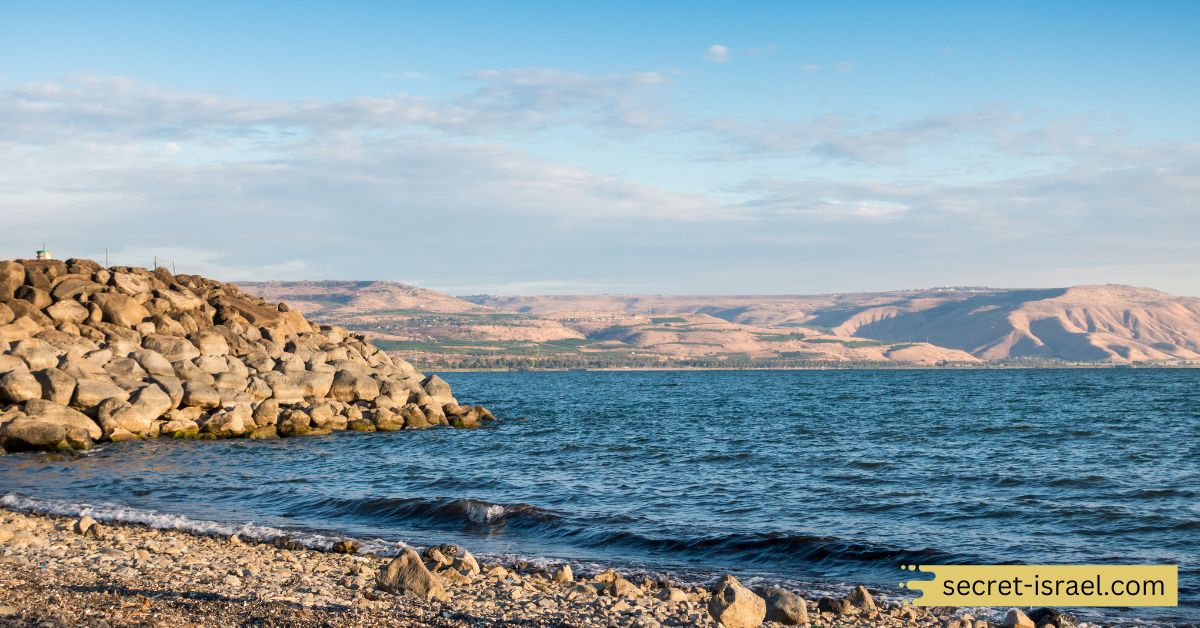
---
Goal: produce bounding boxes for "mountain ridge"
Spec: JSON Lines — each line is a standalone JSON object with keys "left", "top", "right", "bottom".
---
{"left": 237, "top": 281, "right": 1200, "bottom": 367}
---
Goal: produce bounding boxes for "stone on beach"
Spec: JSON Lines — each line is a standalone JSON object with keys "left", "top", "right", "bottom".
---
{"left": 846, "top": 583, "right": 877, "bottom": 610}
{"left": 331, "top": 539, "right": 360, "bottom": 554}
{"left": 72, "top": 515, "right": 100, "bottom": 537}
{"left": 1003, "top": 608, "right": 1037, "bottom": 628}
{"left": 817, "top": 596, "right": 853, "bottom": 614}
{"left": 552, "top": 563, "right": 574, "bottom": 583}
{"left": 707, "top": 574, "right": 766, "bottom": 628}
{"left": 760, "top": 586, "right": 808, "bottom": 625}
{"left": 0, "top": 507, "right": 1012, "bottom": 628}
{"left": 377, "top": 548, "right": 450, "bottom": 602}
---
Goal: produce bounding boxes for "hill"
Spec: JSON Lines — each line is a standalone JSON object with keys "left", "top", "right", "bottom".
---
{"left": 237, "top": 282, "right": 1200, "bottom": 368}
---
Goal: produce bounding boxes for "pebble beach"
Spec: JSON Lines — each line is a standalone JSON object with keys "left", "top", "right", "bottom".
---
{"left": 0, "top": 507, "right": 1059, "bottom": 628}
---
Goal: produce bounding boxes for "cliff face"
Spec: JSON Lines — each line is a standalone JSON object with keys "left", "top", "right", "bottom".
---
{"left": 0, "top": 258, "right": 492, "bottom": 453}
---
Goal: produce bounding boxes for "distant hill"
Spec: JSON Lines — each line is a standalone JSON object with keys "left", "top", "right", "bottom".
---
{"left": 826, "top": 285, "right": 1200, "bottom": 362}
{"left": 239, "top": 282, "right": 1200, "bottom": 368}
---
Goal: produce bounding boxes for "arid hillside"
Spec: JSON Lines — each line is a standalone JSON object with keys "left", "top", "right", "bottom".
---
{"left": 826, "top": 285, "right": 1200, "bottom": 362}
{"left": 240, "top": 282, "right": 1200, "bottom": 368}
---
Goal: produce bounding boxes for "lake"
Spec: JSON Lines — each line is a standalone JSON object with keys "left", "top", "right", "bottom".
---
{"left": 2, "top": 369, "right": 1196, "bottom": 624}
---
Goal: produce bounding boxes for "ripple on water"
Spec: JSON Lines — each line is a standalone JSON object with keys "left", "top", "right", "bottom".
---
{"left": 0, "top": 369, "right": 1196, "bottom": 625}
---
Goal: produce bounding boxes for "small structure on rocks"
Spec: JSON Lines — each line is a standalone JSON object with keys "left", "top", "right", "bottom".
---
{"left": 0, "top": 257, "right": 494, "bottom": 453}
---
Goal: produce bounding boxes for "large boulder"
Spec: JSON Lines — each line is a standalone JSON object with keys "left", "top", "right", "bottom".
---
{"left": 0, "top": 317, "right": 43, "bottom": 343}
{"left": 36, "top": 329, "right": 98, "bottom": 356}
{"left": 373, "top": 407, "right": 405, "bottom": 431}
{"left": 111, "top": 272, "right": 153, "bottom": 295}
{"left": 97, "top": 384, "right": 172, "bottom": 437}
{"left": 420, "top": 375, "right": 456, "bottom": 404}
{"left": 45, "top": 300, "right": 90, "bottom": 325}
{"left": 173, "top": 361, "right": 215, "bottom": 386}
{"left": 10, "top": 339, "right": 60, "bottom": 371}
{"left": 276, "top": 408, "right": 313, "bottom": 436}
{"left": 1002, "top": 609, "right": 1036, "bottom": 628}
{"left": 192, "top": 330, "right": 229, "bottom": 357}
{"left": 33, "top": 368, "right": 77, "bottom": 405}
{"left": 0, "top": 260, "right": 25, "bottom": 300}
{"left": 419, "top": 400, "right": 448, "bottom": 426}
{"left": 50, "top": 277, "right": 103, "bottom": 300}
{"left": 181, "top": 382, "right": 222, "bottom": 409}
{"left": 155, "top": 289, "right": 202, "bottom": 311}
{"left": 71, "top": 378, "right": 130, "bottom": 411}
{"left": 399, "top": 403, "right": 430, "bottom": 429}
{"left": 200, "top": 403, "right": 251, "bottom": 437}
{"left": 328, "top": 369, "right": 381, "bottom": 403}
{"left": 761, "top": 587, "right": 809, "bottom": 625}
{"left": 0, "top": 354, "right": 27, "bottom": 372}
{"left": 149, "top": 374, "right": 184, "bottom": 409}
{"left": 92, "top": 293, "right": 150, "bottom": 327}
{"left": 707, "top": 575, "right": 766, "bottom": 628}
{"left": 251, "top": 399, "right": 281, "bottom": 427}
{"left": 87, "top": 322, "right": 142, "bottom": 354}
{"left": 377, "top": 548, "right": 450, "bottom": 602}
{"left": 0, "top": 370, "right": 41, "bottom": 403}
{"left": 444, "top": 403, "right": 482, "bottom": 429}
{"left": 14, "top": 285, "right": 53, "bottom": 309}
{"left": 23, "top": 398, "right": 102, "bottom": 441}
{"left": 293, "top": 370, "right": 334, "bottom": 399}
{"left": 131, "top": 349, "right": 175, "bottom": 378}
{"left": 142, "top": 334, "right": 201, "bottom": 362}
{"left": 0, "top": 415, "right": 90, "bottom": 451}
{"left": 258, "top": 371, "right": 304, "bottom": 404}
{"left": 846, "top": 584, "right": 876, "bottom": 610}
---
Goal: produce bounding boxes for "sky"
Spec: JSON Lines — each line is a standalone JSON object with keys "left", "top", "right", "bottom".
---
{"left": 0, "top": 1, "right": 1197, "bottom": 295}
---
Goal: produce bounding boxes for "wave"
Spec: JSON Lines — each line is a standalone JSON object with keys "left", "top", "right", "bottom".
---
{"left": 0, "top": 492, "right": 407, "bottom": 554}
{"left": 293, "top": 494, "right": 964, "bottom": 568}
{"left": 2, "top": 491, "right": 961, "bottom": 573}
{"left": 284, "top": 494, "right": 564, "bottom": 530}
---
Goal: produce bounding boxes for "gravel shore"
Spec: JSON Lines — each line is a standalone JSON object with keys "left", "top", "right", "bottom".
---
{"left": 0, "top": 507, "right": 1081, "bottom": 627}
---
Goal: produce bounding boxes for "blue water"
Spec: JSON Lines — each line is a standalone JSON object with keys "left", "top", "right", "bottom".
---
{"left": 1, "top": 369, "right": 1196, "bottom": 624}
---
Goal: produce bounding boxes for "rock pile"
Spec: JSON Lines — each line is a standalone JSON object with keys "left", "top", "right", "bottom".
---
{"left": 0, "top": 258, "right": 493, "bottom": 453}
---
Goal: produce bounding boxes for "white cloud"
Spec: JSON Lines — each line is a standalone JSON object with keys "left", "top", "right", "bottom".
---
{"left": 0, "top": 74, "right": 1196, "bottom": 293}
{"left": 705, "top": 44, "right": 730, "bottom": 63}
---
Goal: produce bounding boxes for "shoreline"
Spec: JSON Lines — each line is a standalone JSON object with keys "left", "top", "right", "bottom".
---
{"left": 0, "top": 506, "right": 1046, "bottom": 628}
{"left": 424, "top": 363, "right": 1200, "bottom": 372}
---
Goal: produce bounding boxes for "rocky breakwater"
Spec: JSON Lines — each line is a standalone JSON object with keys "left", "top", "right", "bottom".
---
{"left": 0, "top": 258, "right": 493, "bottom": 453}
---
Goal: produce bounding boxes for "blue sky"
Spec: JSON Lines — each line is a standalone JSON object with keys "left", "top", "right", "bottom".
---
{"left": 1, "top": 1, "right": 1197, "bottom": 294}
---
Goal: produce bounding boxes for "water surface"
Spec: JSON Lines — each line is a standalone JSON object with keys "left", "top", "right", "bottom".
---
{"left": 1, "top": 369, "right": 1196, "bottom": 624}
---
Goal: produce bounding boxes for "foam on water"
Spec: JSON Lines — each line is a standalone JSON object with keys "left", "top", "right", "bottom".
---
{"left": 0, "top": 492, "right": 412, "bottom": 554}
